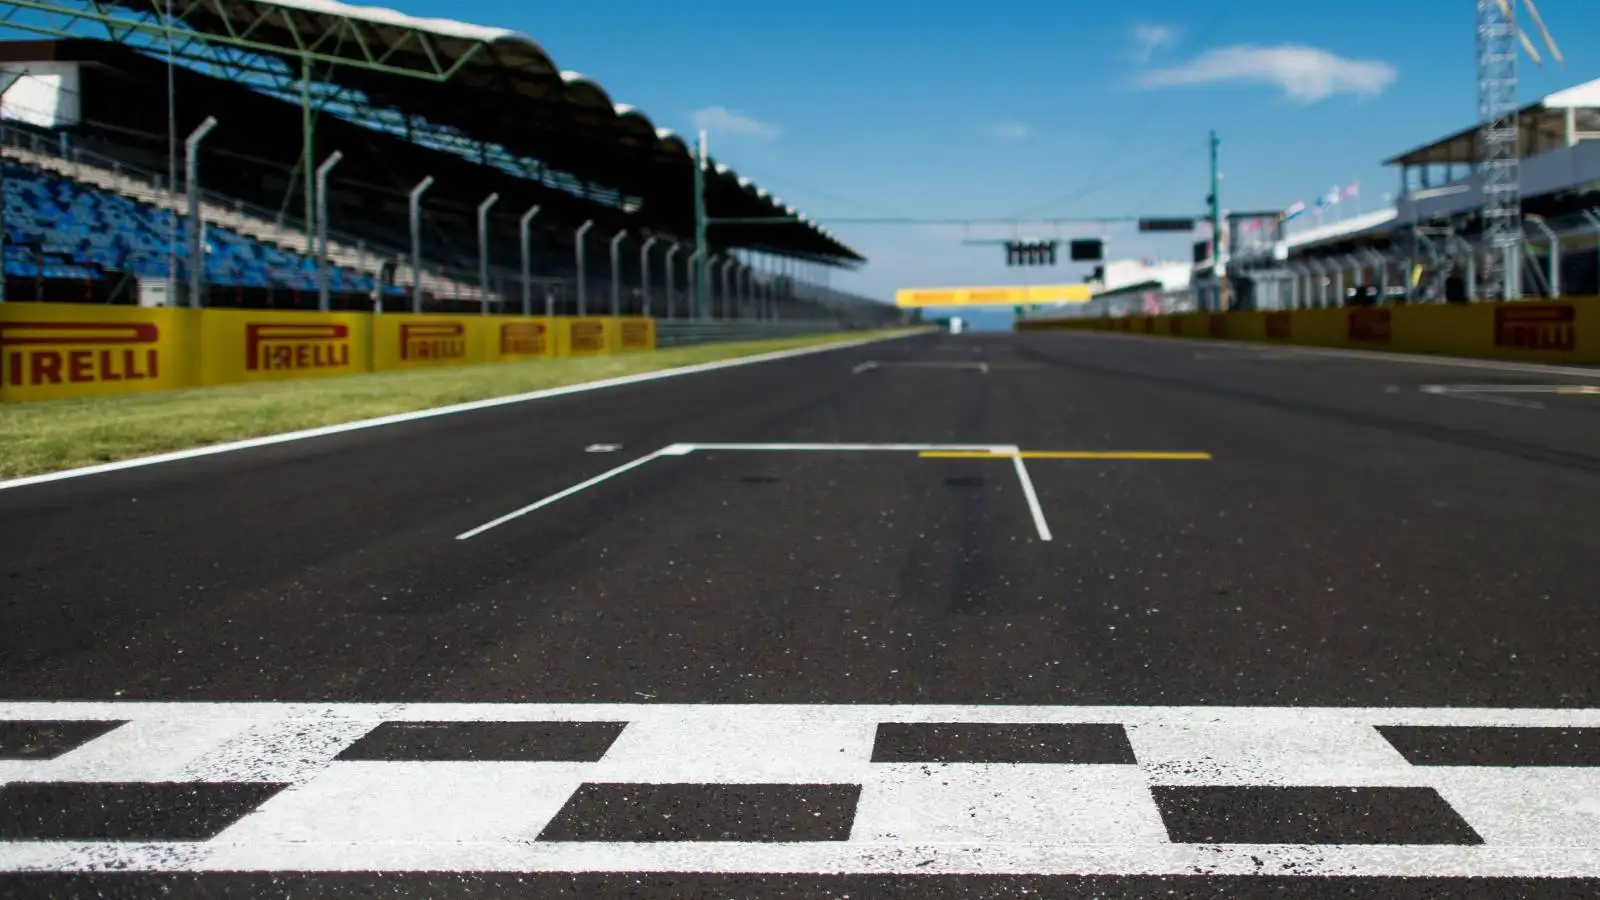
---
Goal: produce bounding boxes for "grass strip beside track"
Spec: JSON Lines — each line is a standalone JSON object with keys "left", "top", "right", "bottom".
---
{"left": 1, "top": 328, "right": 918, "bottom": 478}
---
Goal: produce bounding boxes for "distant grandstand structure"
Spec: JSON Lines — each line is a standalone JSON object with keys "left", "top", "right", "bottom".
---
{"left": 1037, "top": 75, "right": 1600, "bottom": 321}
{"left": 0, "top": 0, "right": 897, "bottom": 328}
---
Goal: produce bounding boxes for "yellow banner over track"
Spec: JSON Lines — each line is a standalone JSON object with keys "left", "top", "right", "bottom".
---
{"left": 895, "top": 284, "right": 1092, "bottom": 308}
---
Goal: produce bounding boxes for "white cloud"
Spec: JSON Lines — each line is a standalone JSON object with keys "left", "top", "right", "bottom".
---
{"left": 1134, "top": 44, "right": 1397, "bottom": 103}
{"left": 985, "top": 119, "right": 1033, "bottom": 141}
{"left": 1132, "top": 22, "right": 1178, "bottom": 63}
{"left": 690, "top": 105, "right": 779, "bottom": 140}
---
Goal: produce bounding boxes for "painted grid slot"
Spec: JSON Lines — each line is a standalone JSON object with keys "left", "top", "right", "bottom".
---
{"left": 0, "top": 703, "right": 1599, "bottom": 875}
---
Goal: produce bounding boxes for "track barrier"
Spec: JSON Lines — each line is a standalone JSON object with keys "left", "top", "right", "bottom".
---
{"left": 0, "top": 304, "right": 657, "bottom": 403}
{"left": 1017, "top": 298, "right": 1600, "bottom": 365}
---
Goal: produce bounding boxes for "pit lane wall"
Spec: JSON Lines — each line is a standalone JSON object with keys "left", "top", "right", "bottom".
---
{"left": 0, "top": 304, "right": 657, "bottom": 403}
{"left": 1016, "top": 299, "right": 1600, "bottom": 365}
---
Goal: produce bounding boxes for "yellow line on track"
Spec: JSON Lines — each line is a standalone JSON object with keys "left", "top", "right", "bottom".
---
{"left": 919, "top": 451, "right": 1213, "bottom": 460}
{"left": 1555, "top": 386, "right": 1600, "bottom": 395}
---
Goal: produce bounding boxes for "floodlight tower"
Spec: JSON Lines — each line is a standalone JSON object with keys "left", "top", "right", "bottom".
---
{"left": 1475, "top": 0, "right": 1562, "bottom": 300}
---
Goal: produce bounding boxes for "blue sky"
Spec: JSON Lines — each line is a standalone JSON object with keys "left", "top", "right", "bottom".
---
{"left": 58, "top": 0, "right": 1600, "bottom": 310}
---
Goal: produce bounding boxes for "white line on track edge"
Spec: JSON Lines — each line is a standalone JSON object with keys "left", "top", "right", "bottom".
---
{"left": 0, "top": 330, "right": 926, "bottom": 494}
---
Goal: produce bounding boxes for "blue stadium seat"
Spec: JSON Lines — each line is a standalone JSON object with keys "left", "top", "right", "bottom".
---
{"left": 1, "top": 162, "right": 378, "bottom": 294}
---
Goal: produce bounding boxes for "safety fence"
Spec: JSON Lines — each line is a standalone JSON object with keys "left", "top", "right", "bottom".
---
{"left": 1017, "top": 297, "right": 1600, "bottom": 365}
{"left": 0, "top": 302, "right": 656, "bottom": 403}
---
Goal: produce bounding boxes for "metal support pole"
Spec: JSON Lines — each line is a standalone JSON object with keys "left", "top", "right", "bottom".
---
{"left": 1360, "top": 249, "right": 1387, "bottom": 301}
{"left": 575, "top": 220, "right": 594, "bottom": 316}
{"left": 1528, "top": 217, "right": 1560, "bottom": 298}
{"left": 301, "top": 58, "right": 314, "bottom": 253}
{"left": 1209, "top": 129, "right": 1226, "bottom": 311}
{"left": 720, "top": 258, "right": 734, "bottom": 320}
{"left": 519, "top": 204, "right": 541, "bottom": 316}
{"left": 639, "top": 236, "right": 659, "bottom": 317}
{"left": 183, "top": 115, "right": 218, "bottom": 308}
{"left": 314, "top": 150, "right": 343, "bottom": 313}
{"left": 1449, "top": 235, "right": 1477, "bottom": 301}
{"left": 477, "top": 192, "right": 499, "bottom": 315}
{"left": 739, "top": 266, "right": 751, "bottom": 318}
{"left": 408, "top": 175, "right": 433, "bottom": 313}
{"left": 1584, "top": 210, "right": 1600, "bottom": 296}
{"left": 609, "top": 230, "right": 626, "bottom": 316}
{"left": 693, "top": 129, "right": 710, "bottom": 319}
{"left": 664, "top": 245, "right": 680, "bottom": 320}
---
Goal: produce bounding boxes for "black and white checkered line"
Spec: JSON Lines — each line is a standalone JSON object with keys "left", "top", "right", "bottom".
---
{"left": 2, "top": 703, "right": 1600, "bottom": 876}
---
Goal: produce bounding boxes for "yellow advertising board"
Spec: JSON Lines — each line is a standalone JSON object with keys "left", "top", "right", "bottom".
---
{"left": 199, "top": 308, "right": 372, "bottom": 385}
{"left": 0, "top": 303, "right": 198, "bottom": 403}
{"left": 896, "top": 284, "right": 1092, "bottom": 308}
{"left": 490, "top": 316, "right": 555, "bottom": 361}
{"left": 372, "top": 314, "right": 486, "bottom": 371}
{"left": 560, "top": 317, "right": 613, "bottom": 357}
{"left": 1016, "top": 298, "right": 1600, "bottom": 365}
{"left": 615, "top": 317, "right": 656, "bottom": 353}
{"left": 0, "top": 305, "right": 662, "bottom": 403}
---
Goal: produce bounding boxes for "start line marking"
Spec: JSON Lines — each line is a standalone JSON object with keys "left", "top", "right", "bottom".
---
{"left": 3, "top": 702, "right": 1600, "bottom": 876}
{"left": 455, "top": 443, "right": 1211, "bottom": 543}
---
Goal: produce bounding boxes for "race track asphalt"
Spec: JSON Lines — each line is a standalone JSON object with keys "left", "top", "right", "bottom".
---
{"left": 3, "top": 329, "right": 1599, "bottom": 896}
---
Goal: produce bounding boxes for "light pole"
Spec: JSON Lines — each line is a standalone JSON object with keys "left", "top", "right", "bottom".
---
{"left": 407, "top": 175, "right": 433, "bottom": 313}
{"left": 519, "top": 204, "right": 541, "bottom": 316}
{"left": 314, "top": 150, "right": 343, "bottom": 312}
{"left": 183, "top": 115, "right": 218, "bottom": 308}
{"left": 693, "top": 129, "right": 709, "bottom": 319}
{"left": 639, "top": 236, "right": 659, "bottom": 316}
{"left": 574, "top": 220, "right": 594, "bottom": 315}
{"left": 477, "top": 192, "right": 499, "bottom": 315}
{"left": 609, "top": 230, "right": 627, "bottom": 317}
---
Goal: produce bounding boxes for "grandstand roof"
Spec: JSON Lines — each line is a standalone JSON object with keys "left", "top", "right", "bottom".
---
{"left": 1284, "top": 208, "right": 1398, "bottom": 252}
{"left": 80, "top": 0, "right": 859, "bottom": 263}
{"left": 1385, "top": 77, "right": 1600, "bottom": 167}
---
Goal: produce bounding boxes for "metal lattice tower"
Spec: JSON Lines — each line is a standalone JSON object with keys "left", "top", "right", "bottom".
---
{"left": 1476, "top": 0, "right": 1521, "bottom": 300}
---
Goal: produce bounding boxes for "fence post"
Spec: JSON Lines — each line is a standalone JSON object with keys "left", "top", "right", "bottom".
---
{"left": 408, "top": 175, "right": 433, "bottom": 313}
{"left": 314, "top": 150, "right": 343, "bottom": 313}
{"left": 519, "top": 204, "right": 541, "bottom": 316}
{"left": 183, "top": 116, "right": 218, "bottom": 308}
{"left": 663, "top": 244, "right": 680, "bottom": 320}
{"left": 477, "top": 192, "right": 499, "bottom": 315}
{"left": 686, "top": 250, "right": 704, "bottom": 320}
{"left": 575, "top": 220, "right": 594, "bottom": 316}
{"left": 609, "top": 230, "right": 627, "bottom": 317}
{"left": 639, "top": 236, "right": 659, "bottom": 316}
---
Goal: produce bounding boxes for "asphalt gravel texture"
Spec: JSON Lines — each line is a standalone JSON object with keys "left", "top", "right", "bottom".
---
{"left": 4, "top": 330, "right": 1599, "bottom": 897}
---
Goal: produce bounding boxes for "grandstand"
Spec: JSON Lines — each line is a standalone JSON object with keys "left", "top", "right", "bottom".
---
{"left": 1037, "top": 74, "right": 1600, "bottom": 321}
{"left": 0, "top": 1, "right": 898, "bottom": 328}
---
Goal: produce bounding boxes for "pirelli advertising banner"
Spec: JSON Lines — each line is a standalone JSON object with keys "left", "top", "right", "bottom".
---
{"left": 1015, "top": 298, "right": 1600, "bottom": 365}
{"left": 200, "top": 308, "right": 371, "bottom": 385}
{"left": 560, "top": 317, "right": 613, "bottom": 357}
{"left": 0, "top": 303, "right": 198, "bottom": 403}
{"left": 615, "top": 317, "right": 656, "bottom": 353}
{"left": 494, "top": 317, "right": 555, "bottom": 361}
{"left": 371, "top": 315, "right": 484, "bottom": 371}
{"left": 0, "top": 304, "right": 658, "bottom": 403}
